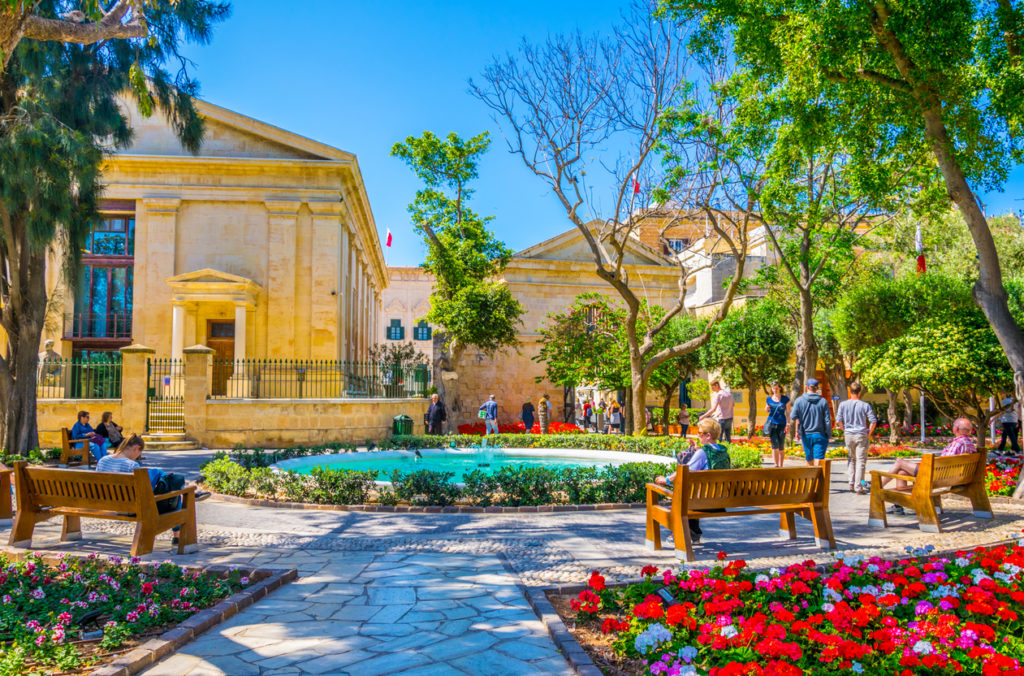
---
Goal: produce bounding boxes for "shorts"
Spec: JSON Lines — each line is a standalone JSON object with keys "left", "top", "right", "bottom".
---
{"left": 801, "top": 432, "right": 829, "bottom": 462}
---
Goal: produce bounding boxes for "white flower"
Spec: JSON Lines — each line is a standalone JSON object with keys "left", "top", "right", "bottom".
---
{"left": 721, "top": 625, "right": 738, "bottom": 639}
{"left": 913, "top": 640, "right": 934, "bottom": 656}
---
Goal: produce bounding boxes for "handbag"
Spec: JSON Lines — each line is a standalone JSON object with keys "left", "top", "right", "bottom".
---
{"left": 478, "top": 409, "right": 487, "bottom": 419}
{"left": 105, "top": 422, "right": 123, "bottom": 446}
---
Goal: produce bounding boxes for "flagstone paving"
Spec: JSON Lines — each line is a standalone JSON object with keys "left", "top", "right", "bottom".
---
{"left": 3, "top": 452, "right": 1023, "bottom": 675}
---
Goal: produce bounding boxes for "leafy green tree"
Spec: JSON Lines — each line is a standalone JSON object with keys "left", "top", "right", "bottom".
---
{"left": 391, "top": 131, "right": 524, "bottom": 427}
{"left": 704, "top": 299, "right": 793, "bottom": 432}
{"left": 665, "top": 0, "right": 1024, "bottom": 413}
{"left": 0, "top": 0, "right": 228, "bottom": 454}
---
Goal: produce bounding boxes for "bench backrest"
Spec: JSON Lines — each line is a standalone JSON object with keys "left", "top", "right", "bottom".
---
{"left": 60, "top": 428, "right": 75, "bottom": 450}
{"left": 13, "top": 462, "right": 152, "bottom": 513}
{"left": 918, "top": 450, "right": 986, "bottom": 491}
{"left": 672, "top": 461, "right": 830, "bottom": 511}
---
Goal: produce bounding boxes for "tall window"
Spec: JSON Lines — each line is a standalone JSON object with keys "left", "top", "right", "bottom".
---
{"left": 69, "top": 212, "right": 135, "bottom": 341}
{"left": 386, "top": 319, "right": 405, "bottom": 340}
{"left": 413, "top": 320, "right": 432, "bottom": 341}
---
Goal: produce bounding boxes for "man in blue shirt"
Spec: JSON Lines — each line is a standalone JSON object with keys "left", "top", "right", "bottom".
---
{"left": 479, "top": 395, "right": 499, "bottom": 436}
{"left": 790, "top": 379, "right": 832, "bottom": 465}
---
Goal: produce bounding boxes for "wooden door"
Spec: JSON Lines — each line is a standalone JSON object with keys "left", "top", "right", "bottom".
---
{"left": 207, "top": 320, "right": 235, "bottom": 396}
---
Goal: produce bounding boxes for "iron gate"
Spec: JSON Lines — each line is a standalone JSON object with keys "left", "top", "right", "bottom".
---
{"left": 147, "top": 358, "right": 185, "bottom": 433}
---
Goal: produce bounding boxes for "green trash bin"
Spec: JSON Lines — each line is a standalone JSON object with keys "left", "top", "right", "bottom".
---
{"left": 393, "top": 414, "right": 414, "bottom": 436}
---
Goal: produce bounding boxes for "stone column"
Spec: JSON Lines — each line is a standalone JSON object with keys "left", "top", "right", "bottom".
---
{"left": 183, "top": 345, "right": 213, "bottom": 444}
{"left": 339, "top": 227, "right": 349, "bottom": 361}
{"left": 140, "top": 198, "right": 180, "bottom": 355}
{"left": 234, "top": 304, "right": 247, "bottom": 362}
{"left": 119, "top": 344, "right": 154, "bottom": 435}
{"left": 348, "top": 242, "right": 358, "bottom": 361}
{"left": 171, "top": 304, "right": 185, "bottom": 362}
{"left": 308, "top": 202, "right": 344, "bottom": 359}
{"left": 264, "top": 200, "right": 300, "bottom": 356}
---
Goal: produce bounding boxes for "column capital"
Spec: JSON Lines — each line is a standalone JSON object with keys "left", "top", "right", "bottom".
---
{"left": 307, "top": 200, "right": 345, "bottom": 216}
{"left": 264, "top": 199, "right": 302, "bottom": 216}
{"left": 141, "top": 197, "right": 181, "bottom": 214}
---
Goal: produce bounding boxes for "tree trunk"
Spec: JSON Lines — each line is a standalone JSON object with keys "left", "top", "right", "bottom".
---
{"left": 790, "top": 285, "right": 818, "bottom": 412}
{"left": 624, "top": 387, "right": 633, "bottom": 435}
{"left": 825, "top": 362, "right": 848, "bottom": 407}
{"left": 747, "top": 381, "right": 758, "bottom": 437}
{"left": 662, "top": 390, "right": 672, "bottom": 436}
{"left": 0, "top": 9, "right": 33, "bottom": 71}
{"left": 901, "top": 389, "right": 914, "bottom": 432}
{"left": 885, "top": 388, "right": 900, "bottom": 445}
{"left": 627, "top": 321, "right": 647, "bottom": 437}
{"left": 433, "top": 338, "right": 463, "bottom": 434}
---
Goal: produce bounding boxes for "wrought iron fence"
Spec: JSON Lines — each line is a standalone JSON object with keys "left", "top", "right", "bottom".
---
{"left": 37, "top": 357, "right": 121, "bottom": 399}
{"left": 147, "top": 358, "right": 185, "bottom": 433}
{"left": 210, "top": 359, "right": 431, "bottom": 399}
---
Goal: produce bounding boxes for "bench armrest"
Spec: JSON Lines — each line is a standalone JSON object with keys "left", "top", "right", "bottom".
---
{"left": 68, "top": 438, "right": 89, "bottom": 449}
{"left": 646, "top": 483, "right": 672, "bottom": 498}
{"left": 154, "top": 485, "right": 197, "bottom": 501}
{"left": 870, "top": 470, "right": 918, "bottom": 482}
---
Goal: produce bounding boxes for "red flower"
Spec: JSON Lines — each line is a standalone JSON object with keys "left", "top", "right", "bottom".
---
{"left": 717, "top": 551, "right": 728, "bottom": 561}
{"left": 141, "top": 582, "right": 154, "bottom": 595}
{"left": 588, "top": 571, "right": 606, "bottom": 592}
{"left": 641, "top": 565, "right": 659, "bottom": 578}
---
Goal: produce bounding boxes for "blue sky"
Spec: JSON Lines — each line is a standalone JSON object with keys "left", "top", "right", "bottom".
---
{"left": 180, "top": 1, "right": 1024, "bottom": 267}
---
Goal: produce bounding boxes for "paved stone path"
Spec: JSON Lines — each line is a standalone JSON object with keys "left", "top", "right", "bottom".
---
{"left": 3, "top": 452, "right": 1024, "bottom": 675}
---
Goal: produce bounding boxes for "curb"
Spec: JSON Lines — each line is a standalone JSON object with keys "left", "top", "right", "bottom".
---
{"left": 205, "top": 490, "right": 647, "bottom": 513}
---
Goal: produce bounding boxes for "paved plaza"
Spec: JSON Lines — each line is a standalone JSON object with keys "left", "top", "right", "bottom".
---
{"left": 4, "top": 450, "right": 1024, "bottom": 675}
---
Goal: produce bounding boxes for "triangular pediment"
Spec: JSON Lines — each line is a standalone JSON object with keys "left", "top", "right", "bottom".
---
{"left": 167, "top": 268, "right": 258, "bottom": 286}
{"left": 384, "top": 298, "right": 407, "bottom": 314}
{"left": 515, "top": 224, "right": 672, "bottom": 267}
{"left": 117, "top": 95, "right": 353, "bottom": 162}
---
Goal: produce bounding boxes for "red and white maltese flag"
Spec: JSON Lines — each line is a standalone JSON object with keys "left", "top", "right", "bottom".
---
{"left": 386, "top": 229, "right": 392, "bottom": 247}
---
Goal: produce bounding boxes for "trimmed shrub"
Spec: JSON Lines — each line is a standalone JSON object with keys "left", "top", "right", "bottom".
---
{"left": 390, "top": 469, "right": 460, "bottom": 506}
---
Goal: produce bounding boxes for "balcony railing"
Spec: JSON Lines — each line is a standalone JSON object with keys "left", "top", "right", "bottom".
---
{"left": 210, "top": 359, "right": 431, "bottom": 399}
{"left": 63, "top": 312, "right": 132, "bottom": 340}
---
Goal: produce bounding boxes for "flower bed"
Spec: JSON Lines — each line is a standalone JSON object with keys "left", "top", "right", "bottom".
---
{"left": 0, "top": 552, "right": 250, "bottom": 675}
{"left": 554, "top": 542, "right": 1024, "bottom": 675}
{"left": 987, "top": 456, "right": 1023, "bottom": 497}
{"left": 782, "top": 443, "right": 920, "bottom": 460}
{"left": 456, "top": 421, "right": 583, "bottom": 435}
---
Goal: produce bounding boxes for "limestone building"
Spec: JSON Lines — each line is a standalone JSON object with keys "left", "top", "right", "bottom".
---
{"left": 46, "top": 97, "right": 388, "bottom": 365}
{"left": 378, "top": 226, "right": 684, "bottom": 426}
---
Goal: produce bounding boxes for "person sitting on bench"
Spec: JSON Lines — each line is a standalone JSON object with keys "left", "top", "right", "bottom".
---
{"left": 653, "top": 418, "right": 731, "bottom": 543}
{"left": 97, "top": 435, "right": 210, "bottom": 544}
{"left": 880, "top": 417, "right": 976, "bottom": 514}
{"left": 71, "top": 410, "right": 107, "bottom": 461}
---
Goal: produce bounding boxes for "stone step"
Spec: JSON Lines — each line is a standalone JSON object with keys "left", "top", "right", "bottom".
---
{"left": 142, "top": 433, "right": 199, "bottom": 451}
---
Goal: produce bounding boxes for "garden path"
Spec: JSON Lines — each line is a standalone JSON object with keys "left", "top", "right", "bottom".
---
{"left": 2, "top": 452, "right": 1023, "bottom": 675}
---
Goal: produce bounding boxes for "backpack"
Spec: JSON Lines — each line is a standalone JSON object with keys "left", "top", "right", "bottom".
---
{"left": 152, "top": 472, "right": 186, "bottom": 514}
{"left": 705, "top": 443, "right": 732, "bottom": 471}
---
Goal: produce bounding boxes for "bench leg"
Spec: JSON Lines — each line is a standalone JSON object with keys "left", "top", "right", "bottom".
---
{"left": 779, "top": 512, "right": 797, "bottom": 540}
{"left": 61, "top": 515, "right": 82, "bottom": 541}
{"left": 675, "top": 523, "right": 695, "bottom": 562}
{"left": 177, "top": 501, "right": 198, "bottom": 555}
{"left": 868, "top": 478, "right": 887, "bottom": 528}
{"left": 131, "top": 521, "right": 157, "bottom": 557}
{"left": 810, "top": 508, "right": 835, "bottom": 550}
{"left": 0, "top": 474, "right": 11, "bottom": 520}
{"left": 8, "top": 511, "right": 34, "bottom": 548}
{"left": 645, "top": 513, "right": 662, "bottom": 551}
{"left": 962, "top": 482, "right": 994, "bottom": 519}
{"left": 914, "top": 498, "right": 942, "bottom": 534}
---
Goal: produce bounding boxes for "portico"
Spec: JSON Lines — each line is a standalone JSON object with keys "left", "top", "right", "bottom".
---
{"left": 166, "top": 269, "right": 262, "bottom": 364}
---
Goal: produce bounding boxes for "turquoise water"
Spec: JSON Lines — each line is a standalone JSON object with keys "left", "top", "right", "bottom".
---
{"left": 279, "top": 451, "right": 661, "bottom": 483}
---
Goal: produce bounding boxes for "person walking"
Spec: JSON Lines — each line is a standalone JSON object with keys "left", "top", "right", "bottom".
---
{"left": 574, "top": 399, "right": 584, "bottom": 429}
{"left": 790, "top": 379, "right": 832, "bottom": 466}
{"left": 764, "top": 381, "right": 790, "bottom": 467}
{"left": 478, "top": 395, "right": 499, "bottom": 436}
{"left": 426, "top": 393, "right": 447, "bottom": 435}
{"left": 595, "top": 400, "right": 605, "bottom": 434}
{"left": 521, "top": 400, "right": 536, "bottom": 433}
{"left": 538, "top": 393, "right": 551, "bottom": 434}
{"left": 998, "top": 393, "right": 1021, "bottom": 455}
{"left": 582, "top": 400, "right": 593, "bottom": 431}
{"left": 700, "top": 380, "right": 735, "bottom": 442}
{"left": 609, "top": 400, "right": 623, "bottom": 434}
{"left": 835, "top": 382, "right": 877, "bottom": 493}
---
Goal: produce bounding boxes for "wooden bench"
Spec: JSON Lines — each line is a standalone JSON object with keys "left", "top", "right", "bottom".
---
{"left": 8, "top": 461, "right": 198, "bottom": 556}
{"left": 60, "top": 428, "right": 92, "bottom": 468}
{"left": 868, "top": 450, "right": 992, "bottom": 533}
{"left": 646, "top": 460, "right": 836, "bottom": 562}
{"left": 0, "top": 466, "right": 11, "bottom": 520}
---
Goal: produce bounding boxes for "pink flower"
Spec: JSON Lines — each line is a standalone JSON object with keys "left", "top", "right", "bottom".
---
{"left": 239, "top": 577, "right": 250, "bottom": 586}
{"left": 30, "top": 588, "right": 45, "bottom": 600}
{"left": 57, "top": 612, "right": 72, "bottom": 625}
{"left": 126, "top": 610, "right": 139, "bottom": 623}
{"left": 142, "top": 582, "right": 154, "bottom": 595}
{"left": 34, "top": 634, "right": 46, "bottom": 647}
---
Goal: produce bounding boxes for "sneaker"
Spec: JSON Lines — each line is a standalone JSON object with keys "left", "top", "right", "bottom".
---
{"left": 848, "top": 484, "right": 855, "bottom": 492}
{"left": 886, "top": 505, "right": 905, "bottom": 515}
{"left": 171, "top": 536, "right": 179, "bottom": 546}
{"left": 194, "top": 491, "right": 211, "bottom": 502}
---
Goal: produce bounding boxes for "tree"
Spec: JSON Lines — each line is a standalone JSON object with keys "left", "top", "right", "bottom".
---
{"left": 704, "top": 299, "right": 793, "bottom": 433}
{"left": 665, "top": 0, "right": 1024, "bottom": 415}
{"left": 471, "top": 3, "right": 751, "bottom": 435}
{"left": 0, "top": 1, "right": 157, "bottom": 70}
{"left": 647, "top": 314, "right": 705, "bottom": 431}
{"left": 368, "top": 342, "right": 427, "bottom": 398}
{"left": 0, "top": 0, "right": 228, "bottom": 454}
{"left": 391, "top": 131, "right": 524, "bottom": 429}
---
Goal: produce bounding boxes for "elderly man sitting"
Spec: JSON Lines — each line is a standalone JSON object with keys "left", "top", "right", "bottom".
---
{"left": 881, "top": 417, "right": 976, "bottom": 514}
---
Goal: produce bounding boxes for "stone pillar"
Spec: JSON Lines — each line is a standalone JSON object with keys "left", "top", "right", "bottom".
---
{"left": 140, "top": 198, "right": 180, "bottom": 354}
{"left": 339, "top": 227, "right": 349, "bottom": 361}
{"left": 234, "top": 304, "right": 247, "bottom": 361}
{"left": 171, "top": 304, "right": 185, "bottom": 362}
{"left": 264, "top": 200, "right": 300, "bottom": 356}
{"left": 308, "top": 202, "right": 343, "bottom": 359}
{"left": 119, "top": 344, "right": 154, "bottom": 435}
{"left": 348, "top": 242, "right": 358, "bottom": 360}
{"left": 183, "top": 345, "right": 213, "bottom": 443}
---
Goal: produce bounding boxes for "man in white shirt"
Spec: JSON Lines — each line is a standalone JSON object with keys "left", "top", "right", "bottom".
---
{"left": 998, "top": 394, "right": 1020, "bottom": 454}
{"left": 700, "top": 380, "right": 735, "bottom": 442}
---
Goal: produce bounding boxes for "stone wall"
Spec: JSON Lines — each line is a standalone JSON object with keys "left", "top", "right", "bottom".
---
{"left": 37, "top": 400, "right": 123, "bottom": 448}
{"left": 202, "top": 398, "right": 429, "bottom": 448}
